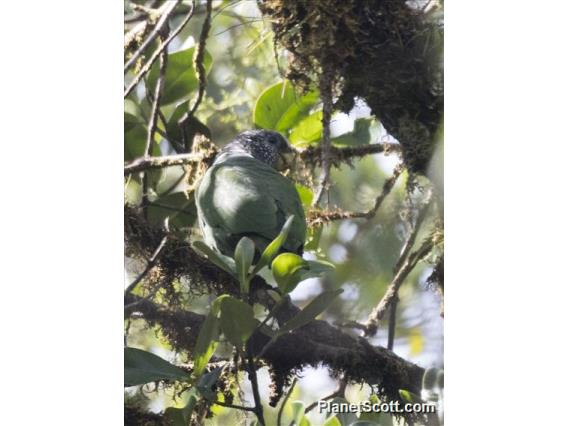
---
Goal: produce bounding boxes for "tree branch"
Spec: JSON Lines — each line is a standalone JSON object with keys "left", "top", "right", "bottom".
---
{"left": 387, "top": 295, "right": 398, "bottom": 350}
{"left": 312, "top": 70, "right": 334, "bottom": 206}
{"left": 124, "top": 288, "right": 425, "bottom": 409}
{"left": 179, "top": 0, "right": 213, "bottom": 150}
{"left": 247, "top": 345, "right": 266, "bottom": 425}
{"left": 125, "top": 234, "right": 168, "bottom": 295}
{"left": 304, "top": 378, "right": 346, "bottom": 413}
{"left": 124, "top": 142, "right": 397, "bottom": 176}
{"left": 124, "top": 2, "right": 161, "bottom": 54}
{"left": 123, "top": 207, "right": 426, "bottom": 421}
{"left": 307, "top": 163, "right": 403, "bottom": 226}
{"left": 393, "top": 189, "right": 433, "bottom": 272}
{"left": 141, "top": 33, "right": 168, "bottom": 216}
{"left": 277, "top": 378, "right": 297, "bottom": 426}
{"left": 211, "top": 399, "right": 256, "bottom": 413}
{"left": 124, "top": 152, "right": 206, "bottom": 175}
{"left": 124, "top": 1, "right": 196, "bottom": 98}
{"left": 363, "top": 190, "right": 434, "bottom": 337}
{"left": 364, "top": 236, "right": 434, "bottom": 336}
{"left": 124, "top": 0, "right": 180, "bottom": 72}
{"left": 298, "top": 142, "right": 401, "bottom": 167}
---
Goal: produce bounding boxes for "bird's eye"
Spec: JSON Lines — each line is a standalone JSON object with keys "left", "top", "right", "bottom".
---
{"left": 268, "top": 135, "right": 278, "bottom": 145}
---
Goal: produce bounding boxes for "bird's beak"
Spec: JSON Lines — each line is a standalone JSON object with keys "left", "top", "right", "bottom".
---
{"left": 281, "top": 140, "right": 293, "bottom": 153}
{"left": 277, "top": 141, "right": 296, "bottom": 171}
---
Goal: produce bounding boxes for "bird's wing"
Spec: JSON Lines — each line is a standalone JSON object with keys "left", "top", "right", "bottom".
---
{"left": 196, "top": 156, "right": 306, "bottom": 255}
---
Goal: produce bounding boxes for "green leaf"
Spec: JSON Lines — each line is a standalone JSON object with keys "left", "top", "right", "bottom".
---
{"left": 192, "top": 241, "right": 236, "bottom": 276}
{"left": 304, "top": 225, "right": 323, "bottom": 252}
{"left": 271, "top": 255, "right": 334, "bottom": 295}
{"left": 253, "top": 81, "right": 320, "bottom": 132}
{"left": 124, "top": 98, "right": 142, "bottom": 117}
{"left": 164, "top": 389, "right": 198, "bottom": 426}
{"left": 147, "top": 47, "right": 213, "bottom": 106}
{"left": 165, "top": 101, "right": 189, "bottom": 145}
{"left": 125, "top": 112, "right": 143, "bottom": 133}
{"left": 234, "top": 237, "right": 255, "bottom": 294}
{"left": 329, "top": 398, "right": 358, "bottom": 426}
{"left": 124, "top": 347, "right": 188, "bottom": 386}
{"left": 322, "top": 416, "right": 341, "bottom": 426}
{"left": 192, "top": 311, "right": 220, "bottom": 377}
{"left": 291, "top": 401, "right": 306, "bottom": 425}
{"left": 271, "top": 252, "right": 310, "bottom": 294}
{"left": 299, "top": 417, "right": 311, "bottom": 426}
{"left": 298, "top": 259, "right": 335, "bottom": 282}
{"left": 125, "top": 124, "right": 147, "bottom": 161}
{"left": 331, "top": 118, "right": 378, "bottom": 147}
{"left": 295, "top": 183, "right": 314, "bottom": 209}
{"left": 124, "top": 99, "right": 144, "bottom": 132}
{"left": 358, "top": 395, "right": 384, "bottom": 423}
{"left": 218, "top": 296, "right": 257, "bottom": 346}
{"left": 211, "top": 294, "right": 231, "bottom": 317}
{"left": 289, "top": 110, "right": 323, "bottom": 147}
{"left": 399, "top": 389, "right": 423, "bottom": 403}
{"left": 251, "top": 215, "right": 295, "bottom": 275}
{"left": 124, "top": 122, "right": 162, "bottom": 162}
{"left": 278, "top": 289, "right": 343, "bottom": 335}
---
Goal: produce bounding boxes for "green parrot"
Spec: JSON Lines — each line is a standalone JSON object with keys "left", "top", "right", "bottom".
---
{"left": 196, "top": 130, "right": 306, "bottom": 258}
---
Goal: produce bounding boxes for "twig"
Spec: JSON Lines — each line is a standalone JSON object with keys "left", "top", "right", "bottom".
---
{"left": 142, "top": 34, "right": 168, "bottom": 217}
{"left": 308, "top": 164, "right": 403, "bottom": 226}
{"left": 212, "top": 0, "right": 245, "bottom": 20}
{"left": 387, "top": 295, "right": 398, "bottom": 350}
{"left": 178, "top": 0, "right": 213, "bottom": 150}
{"left": 364, "top": 236, "right": 434, "bottom": 336}
{"left": 124, "top": 279, "right": 164, "bottom": 313}
{"left": 277, "top": 378, "right": 297, "bottom": 426}
{"left": 312, "top": 70, "right": 334, "bottom": 207}
{"left": 125, "top": 20, "right": 150, "bottom": 53}
{"left": 213, "top": 18, "right": 264, "bottom": 36}
{"left": 125, "top": 152, "right": 205, "bottom": 175}
{"left": 305, "top": 379, "right": 347, "bottom": 413}
{"left": 124, "top": 1, "right": 196, "bottom": 98}
{"left": 124, "top": 0, "right": 180, "bottom": 72}
{"left": 383, "top": 189, "right": 433, "bottom": 345}
{"left": 146, "top": 96, "right": 184, "bottom": 150}
{"left": 124, "top": 1, "right": 161, "bottom": 52}
{"left": 246, "top": 346, "right": 266, "bottom": 425}
{"left": 125, "top": 234, "right": 168, "bottom": 295}
{"left": 130, "top": 3, "right": 159, "bottom": 15}
{"left": 254, "top": 295, "right": 288, "bottom": 336}
{"left": 154, "top": 126, "right": 183, "bottom": 151}
{"left": 211, "top": 399, "right": 256, "bottom": 413}
{"left": 125, "top": 2, "right": 195, "bottom": 25}
{"left": 393, "top": 189, "right": 433, "bottom": 272}
{"left": 124, "top": 143, "right": 394, "bottom": 176}
{"left": 299, "top": 142, "right": 401, "bottom": 166}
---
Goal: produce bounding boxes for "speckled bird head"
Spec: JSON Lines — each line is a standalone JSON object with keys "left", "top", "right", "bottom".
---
{"left": 218, "top": 130, "right": 292, "bottom": 168}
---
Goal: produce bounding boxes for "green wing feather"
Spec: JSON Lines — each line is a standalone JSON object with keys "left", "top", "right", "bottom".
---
{"left": 196, "top": 156, "right": 306, "bottom": 256}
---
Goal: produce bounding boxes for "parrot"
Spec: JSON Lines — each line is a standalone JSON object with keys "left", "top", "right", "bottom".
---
{"left": 196, "top": 130, "right": 307, "bottom": 259}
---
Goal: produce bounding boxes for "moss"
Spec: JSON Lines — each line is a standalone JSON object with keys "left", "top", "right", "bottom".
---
{"left": 259, "top": 0, "right": 443, "bottom": 174}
